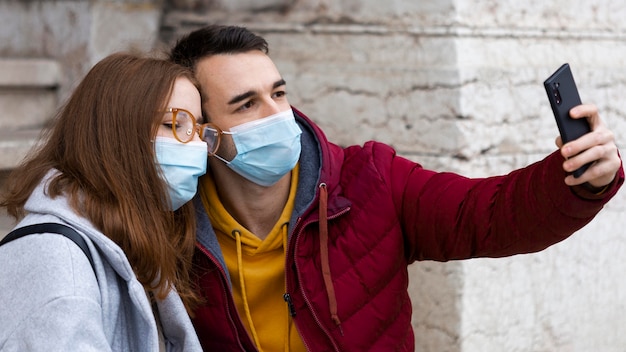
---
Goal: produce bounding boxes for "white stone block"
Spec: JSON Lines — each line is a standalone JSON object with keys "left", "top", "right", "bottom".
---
{"left": 89, "top": 2, "right": 161, "bottom": 65}
{"left": 0, "top": 92, "right": 56, "bottom": 130}
{"left": 0, "top": 59, "right": 60, "bottom": 87}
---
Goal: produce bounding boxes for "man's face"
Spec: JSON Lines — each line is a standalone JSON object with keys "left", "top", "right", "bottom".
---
{"left": 195, "top": 50, "right": 291, "bottom": 131}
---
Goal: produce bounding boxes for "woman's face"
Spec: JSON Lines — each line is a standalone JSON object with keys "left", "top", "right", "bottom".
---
{"left": 157, "top": 77, "right": 203, "bottom": 142}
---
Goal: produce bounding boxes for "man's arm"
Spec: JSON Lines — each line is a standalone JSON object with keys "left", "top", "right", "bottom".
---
{"left": 397, "top": 105, "right": 623, "bottom": 263}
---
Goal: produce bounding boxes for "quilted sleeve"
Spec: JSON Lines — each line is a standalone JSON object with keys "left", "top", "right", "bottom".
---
{"left": 391, "top": 149, "right": 624, "bottom": 262}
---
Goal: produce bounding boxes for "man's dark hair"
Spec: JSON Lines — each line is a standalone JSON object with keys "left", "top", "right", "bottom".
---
{"left": 169, "top": 25, "right": 269, "bottom": 69}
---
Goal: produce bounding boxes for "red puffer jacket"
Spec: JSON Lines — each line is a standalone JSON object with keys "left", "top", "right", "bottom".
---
{"left": 191, "top": 108, "right": 623, "bottom": 351}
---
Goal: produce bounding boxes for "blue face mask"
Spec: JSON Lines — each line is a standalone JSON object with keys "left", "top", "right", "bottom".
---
{"left": 154, "top": 137, "right": 208, "bottom": 210}
{"left": 215, "top": 109, "right": 302, "bottom": 187}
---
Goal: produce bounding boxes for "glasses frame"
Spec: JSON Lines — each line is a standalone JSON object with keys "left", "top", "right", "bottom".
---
{"left": 165, "top": 107, "right": 230, "bottom": 155}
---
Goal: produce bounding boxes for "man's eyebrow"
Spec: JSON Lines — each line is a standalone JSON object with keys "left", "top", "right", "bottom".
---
{"left": 273, "top": 79, "right": 286, "bottom": 89}
{"left": 227, "top": 79, "right": 287, "bottom": 106}
{"left": 227, "top": 91, "right": 254, "bottom": 106}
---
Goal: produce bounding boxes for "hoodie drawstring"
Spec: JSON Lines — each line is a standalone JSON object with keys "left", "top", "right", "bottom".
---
{"left": 281, "top": 223, "right": 292, "bottom": 351}
{"left": 234, "top": 229, "right": 264, "bottom": 352}
{"left": 236, "top": 224, "right": 292, "bottom": 352}
{"left": 318, "top": 183, "right": 342, "bottom": 332}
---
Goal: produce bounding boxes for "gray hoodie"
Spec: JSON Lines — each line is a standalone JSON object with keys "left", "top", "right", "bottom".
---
{"left": 0, "top": 172, "right": 202, "bottom": 351}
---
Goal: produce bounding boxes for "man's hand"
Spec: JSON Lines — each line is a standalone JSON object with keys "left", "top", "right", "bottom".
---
{"left": 556, "top": 104, "right": 621, "bottom": 188}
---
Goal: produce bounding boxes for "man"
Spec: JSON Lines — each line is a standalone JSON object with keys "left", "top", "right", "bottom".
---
{"left": 169, "top": 25, "right": 623, "bottom": 351}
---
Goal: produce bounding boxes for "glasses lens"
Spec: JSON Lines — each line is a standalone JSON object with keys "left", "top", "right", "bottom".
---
{"left": 200, "top": 126, "right": 220, "bottom": 154}
{"left": 172, "top": 109, "right": 195, "bottom": 143}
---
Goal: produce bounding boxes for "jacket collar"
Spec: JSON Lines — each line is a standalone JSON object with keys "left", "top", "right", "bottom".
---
{"left": 193, "top": 107, "right": 351, "bottom": 277}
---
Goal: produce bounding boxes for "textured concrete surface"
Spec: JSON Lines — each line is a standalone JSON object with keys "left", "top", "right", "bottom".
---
{"left": 1, "top": 0, "right": 625, "bottom": 351}
{"left": 0, "top": 171, "right": 15, "bottom": 240}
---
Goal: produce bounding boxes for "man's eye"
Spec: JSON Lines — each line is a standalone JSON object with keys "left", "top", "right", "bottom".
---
{"left": 273, "top": 91, "right": 286, "bottom": 98}
{"left": 238, "top": 101, "right": 254, "bottom": 112}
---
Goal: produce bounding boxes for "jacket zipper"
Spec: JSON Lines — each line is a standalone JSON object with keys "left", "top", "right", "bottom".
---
{"left": 285, "top": 204, "right": 350, "bottom": 352}
{"left": 196, "top": 243, "right": 257, "bottom": 352}
{"left": 284, "top": 216, "right": 314, "bottom": 352}
{"left": 283, "top": 293, "right": 296, "bottom": 317}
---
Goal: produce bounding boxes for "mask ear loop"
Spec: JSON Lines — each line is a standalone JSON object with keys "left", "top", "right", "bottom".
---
{"left": 212, "top": 153, "right": 231, "bottom": 165}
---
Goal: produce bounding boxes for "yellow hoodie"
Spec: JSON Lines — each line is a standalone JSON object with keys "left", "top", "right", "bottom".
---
{"left": 200, "top": 165, "right": 306, "bottom": 352}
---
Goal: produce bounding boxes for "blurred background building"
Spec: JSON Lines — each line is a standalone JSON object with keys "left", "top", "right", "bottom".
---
{"left": 1, "top": 0, "right": 625, "bottom": 350}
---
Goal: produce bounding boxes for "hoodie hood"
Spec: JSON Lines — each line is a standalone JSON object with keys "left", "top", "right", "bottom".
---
{"left": 21, "top": 170, "right": 136, "bottom": 282}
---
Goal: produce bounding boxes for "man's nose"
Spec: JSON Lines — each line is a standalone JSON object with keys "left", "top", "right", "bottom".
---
{"left": 260, "top": 98, "right": 283, "bottom": 117}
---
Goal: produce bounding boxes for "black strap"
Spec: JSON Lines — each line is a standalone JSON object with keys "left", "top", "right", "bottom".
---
{"left": 0, "top": 223, "right": 95, "bottom": 270}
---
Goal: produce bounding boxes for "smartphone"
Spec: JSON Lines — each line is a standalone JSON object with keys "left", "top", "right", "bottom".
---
{"left": 543, "top": 63, "right": 591, "bottom": 178}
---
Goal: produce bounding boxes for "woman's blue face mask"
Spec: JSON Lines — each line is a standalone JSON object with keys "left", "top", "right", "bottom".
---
{"left": 154, "top": 137, "right": 207, "bottom": 210}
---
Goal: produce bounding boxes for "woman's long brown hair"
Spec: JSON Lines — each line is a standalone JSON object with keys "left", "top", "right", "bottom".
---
{"left": 1, "top": 53, "right": 201, "bottom": 313}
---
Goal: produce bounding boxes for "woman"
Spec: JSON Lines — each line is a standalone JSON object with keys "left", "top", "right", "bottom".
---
{"left": 0, "top": 53, "right": 207, "bottom": 351}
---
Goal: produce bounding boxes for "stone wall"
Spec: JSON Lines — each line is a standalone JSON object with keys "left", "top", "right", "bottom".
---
{"left": 0, "top": 0, "right": 162, "bottom": 100}
{"left": 0, "top": 0, "right": 164, "bottom": 253}
{"left": 1, "top": 0, "right": 625, "bottom": 351}
{"left": 161, "top": 1, "right": 626, "bottom": 351}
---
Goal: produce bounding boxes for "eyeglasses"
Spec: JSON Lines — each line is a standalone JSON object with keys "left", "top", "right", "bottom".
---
{"left": 164, "top": 108, "right": 232, "bottom": 155}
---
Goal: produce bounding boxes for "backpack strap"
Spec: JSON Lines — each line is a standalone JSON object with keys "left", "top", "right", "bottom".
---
{"left": 0, "top": 223, "right": 95, "bottom": 271}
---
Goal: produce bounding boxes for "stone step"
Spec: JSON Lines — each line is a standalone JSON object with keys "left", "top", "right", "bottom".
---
{"left": 0, "top": 170, "right": 15, "bottom": 238}
{"left": 0, "top": 90, "right": 57, "bottom": 130}
{"left": 0, "top": 58, "right": 60, "bottom": 170}
{"left": 0, "top": 129, "right": 42, "bottom": 170}
{"left": 0, "top": 59, "right": 60, "bottom": 87}
{"left": 0, "top": 59, "right": 60, "bottom": 129}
